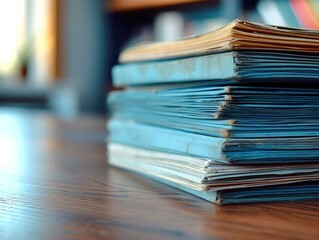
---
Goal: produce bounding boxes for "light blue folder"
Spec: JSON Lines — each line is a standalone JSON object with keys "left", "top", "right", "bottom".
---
{"left": 112, "top": 51, "right": 319, "bottom": 86}
{"left": 108, "top": 83, "right": 319, "bottom": 139}
{"left": 108, "top": 118, "right": 319, "bottom": 164}
{"left": 108, "top": 143, "right": 319, "bottom": 205}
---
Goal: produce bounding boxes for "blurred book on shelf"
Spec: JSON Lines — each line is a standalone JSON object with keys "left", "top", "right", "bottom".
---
{"left": 290, "top": 0, "right": 319, "bottom": 29}
{"left": 257, "top": 0, "right": 319, "bottom": 29}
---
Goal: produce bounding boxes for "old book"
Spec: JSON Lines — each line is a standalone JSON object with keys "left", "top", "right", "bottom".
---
{"left": 107, "top": 19, "right": 319, "bottom": 205}
{"left": 119, "top": 19, "right": 319, "bottom": 63}
{"left": 108, "top": 118, "right": 319, "bottom": 164}
{"left": 113, "top": 51, "right": 319, "bottom": 86}
{"left": 108, "top": 83, "right": 319, "bottom": 138}
{"left": 108, "top": 143, "right": 319, "bottom": 205}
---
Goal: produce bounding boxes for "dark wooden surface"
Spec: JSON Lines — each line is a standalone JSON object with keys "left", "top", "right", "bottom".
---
{"left": 0, "top": 108, "right": 318, "bottom": 240}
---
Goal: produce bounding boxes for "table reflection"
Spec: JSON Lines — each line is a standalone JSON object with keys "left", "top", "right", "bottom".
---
{"left": 0, "top": 112, "right": 27, "bottom": 187}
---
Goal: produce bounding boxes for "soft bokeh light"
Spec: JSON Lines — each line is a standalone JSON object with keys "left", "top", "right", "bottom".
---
{"left": 0, "top": 136, "right": 20, "bottom": 175}
{"left": 30, "top": 0, "right": 57, "bottom": 82}
{"left": 0, "top": 0, "right": 26, "bottom": 75}
{"left": 0, "top": 114, "right": 25, "bottom": 188}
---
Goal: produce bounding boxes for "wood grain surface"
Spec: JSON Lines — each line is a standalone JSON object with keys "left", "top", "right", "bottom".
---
{"left": 0, "top": 108, "right": 318, "bottom": 240}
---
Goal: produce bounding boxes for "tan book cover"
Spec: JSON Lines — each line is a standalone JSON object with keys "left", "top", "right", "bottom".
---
{"left": 119, "top": 19, "right": 319, "bottom": 63}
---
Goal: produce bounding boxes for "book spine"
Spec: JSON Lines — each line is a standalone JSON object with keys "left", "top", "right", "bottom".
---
{"left": 308, "top": 0, "right": 319, "bottom": 25}
{"left": 275, "top": 0, "right": 301, "bottom": 27}
{"left": 290, "top": 0, "right": 319, "bottom": 29}
{"left": 108, "top": 118, "right": 227, "bottom": 162}
{"left": 257, "top": 0, "right": 288, "bottom": 26}
{"left": 112, "top": 52, "right": 237, "bottom": 86}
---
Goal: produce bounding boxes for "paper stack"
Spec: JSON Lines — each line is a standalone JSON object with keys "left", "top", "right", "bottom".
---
{"left": 107, "top": 20, "right": 319, "bottom": 204}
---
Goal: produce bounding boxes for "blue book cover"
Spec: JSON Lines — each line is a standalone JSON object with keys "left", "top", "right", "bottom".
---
{"left": 108, "top": 118, "right": 319, "bottom": 164}
{"left": 113, "top": 51, "right": 319, "bottom": 86}
{"left": 108, "top": 83, "right": 319, "bottom": 139}
{"left": 108, "top": 143, "right": 319, "bottom": 205}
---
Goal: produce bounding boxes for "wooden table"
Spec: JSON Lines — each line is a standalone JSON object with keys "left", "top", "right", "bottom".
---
{"left": 0, "top": 108, "right": 318, "bottom": 240}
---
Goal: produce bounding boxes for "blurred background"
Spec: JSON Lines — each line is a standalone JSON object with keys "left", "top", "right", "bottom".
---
{"left": 1, "top": 0, "right": 319, "bottom": 118}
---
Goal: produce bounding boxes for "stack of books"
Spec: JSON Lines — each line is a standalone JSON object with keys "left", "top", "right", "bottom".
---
{"left": 107, "top": 20, "right": 319, "bottom": 205}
